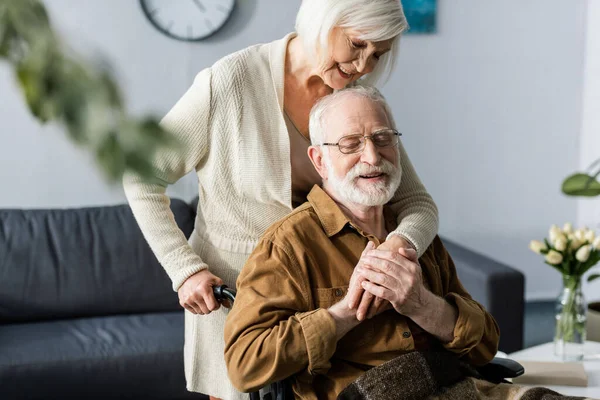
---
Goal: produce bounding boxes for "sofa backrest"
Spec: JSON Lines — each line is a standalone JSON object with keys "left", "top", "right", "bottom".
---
{"left": 0, "top": 199, "right": 195, "bottom": 323}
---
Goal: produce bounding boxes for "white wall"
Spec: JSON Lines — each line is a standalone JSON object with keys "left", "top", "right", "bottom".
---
{"left": 384, "top": 0, "right": 587, "bottom": 300}
{"left": 0, "top": 0, "right": 592, "bottom": 300}
{"left": 579, "top": 0, "right": 600, "bottom": 301}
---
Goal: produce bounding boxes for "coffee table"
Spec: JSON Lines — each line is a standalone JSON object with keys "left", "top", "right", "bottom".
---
{"left": 508, "top": 341, "right": 600, "bottom": 399}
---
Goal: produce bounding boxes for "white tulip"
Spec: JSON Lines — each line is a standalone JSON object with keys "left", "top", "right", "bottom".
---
{"left": 563, "top": 223, "right": 574, "bottom": 234}
{"left": 576, "top": 245, "right": 591, "bottom": 263}
{"left": 529, "top": 240, "right": 547, "bottom": 254}
{"left": 545, "top": 250, "right": 563, "bottom": 265}
{"left": 593, "top": 237, "right": 600, "bottom": 249}
{"left": 549, "top": 225, "right": 562, "bottom": 242}
{"left": 570, "top": 238, "right": 583, "bottom": 251}
{"left": 555, "top": 238, "right": 567, "bottom": 251}
{"left": 584, "top": 230, "right": 596, "bottom": 243}
{"left": 575, "top": 229, "right": 586, "bottom": 241}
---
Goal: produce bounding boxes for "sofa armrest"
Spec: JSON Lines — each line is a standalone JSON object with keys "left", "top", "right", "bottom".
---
{"left": 441, "top": 236, "right": 525, "bottom": 353}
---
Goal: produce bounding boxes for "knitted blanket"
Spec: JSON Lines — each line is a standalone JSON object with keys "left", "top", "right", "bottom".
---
{"left": 337, "top": 351, "right": 594, "bottom": 400}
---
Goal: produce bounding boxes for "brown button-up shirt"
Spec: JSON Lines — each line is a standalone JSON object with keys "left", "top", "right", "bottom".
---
{"left": 224, "top": 185, "right": 499, "bottom": 400}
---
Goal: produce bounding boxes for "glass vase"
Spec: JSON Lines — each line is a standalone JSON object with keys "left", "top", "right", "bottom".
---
{"left": 554, "top": 275, "right": 587, "bottom": 361}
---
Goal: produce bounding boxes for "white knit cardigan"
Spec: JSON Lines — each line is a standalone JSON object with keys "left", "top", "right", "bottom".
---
{"left": 123, "top": 33, "right": 438, "bottom": 399}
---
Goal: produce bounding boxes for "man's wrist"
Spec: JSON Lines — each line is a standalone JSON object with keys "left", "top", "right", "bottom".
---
{"left": 407, "top": 289, "right": 440, "bottom": 322}
{"left": 328, "top": 303, "right": 360, "bottom": 340}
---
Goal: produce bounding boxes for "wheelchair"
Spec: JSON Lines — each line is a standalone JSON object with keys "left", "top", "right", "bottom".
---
{"left": 213, "top": 285, "right": 524, "bottom": 400}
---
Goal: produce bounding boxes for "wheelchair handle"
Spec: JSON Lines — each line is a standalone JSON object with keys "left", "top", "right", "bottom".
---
{"left": 213, "top": 285, "right": 237, "bottom": 304}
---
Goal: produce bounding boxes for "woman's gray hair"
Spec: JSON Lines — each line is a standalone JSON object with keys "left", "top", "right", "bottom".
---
{"left": 309, "top": 85, "right": 396, "bottom": 146}
{"left": 295, "top": 0, "right": 408, "bottom": 86}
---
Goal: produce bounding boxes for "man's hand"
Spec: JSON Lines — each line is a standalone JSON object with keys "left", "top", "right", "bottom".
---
{"left": 356, "top": 247, "right": 427, "bottom": 317}
{"left": 178, "top": 269, "right": 224, "bottom": 315}
{"left": 349, "top": 236, "right": 415, "bottom": 321}
{"left": 329, "top": 259, "right": 391, "bottom": 340}
{"left": 347, "top": 241, "right": 378, "bottom": 321}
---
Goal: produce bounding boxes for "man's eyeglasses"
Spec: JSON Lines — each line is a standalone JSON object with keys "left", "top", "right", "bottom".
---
{"left": 320, "top": 129, "right": 402, "bottom": 155}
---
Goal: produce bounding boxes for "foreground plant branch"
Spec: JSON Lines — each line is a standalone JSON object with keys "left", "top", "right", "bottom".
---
{"left": 0, "top": 0, "right": 177, "bottom": 182}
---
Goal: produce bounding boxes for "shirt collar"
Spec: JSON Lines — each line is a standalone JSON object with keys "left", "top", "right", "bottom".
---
{"left": 307, "top": 185, "right": 352, "bottom": 237}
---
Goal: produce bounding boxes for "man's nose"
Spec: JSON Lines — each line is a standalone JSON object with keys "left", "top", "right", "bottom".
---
{"left": 360, "top": 139, "right": 381, "bottom": 164}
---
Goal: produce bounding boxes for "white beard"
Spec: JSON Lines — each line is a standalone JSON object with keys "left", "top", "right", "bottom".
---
{"left": 324, "top": 152, "right": 402, "bottom": 207}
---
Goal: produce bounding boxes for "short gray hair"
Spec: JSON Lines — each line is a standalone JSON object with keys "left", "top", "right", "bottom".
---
{"left": 295, "top": 0, "right": 408, "bottom": 86}
{"left": 309, "top": 85, "right": 396, "bottom": 146}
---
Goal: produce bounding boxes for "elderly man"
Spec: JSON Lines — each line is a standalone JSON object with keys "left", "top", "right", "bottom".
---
{"left": 223, "top": 86, "right": 500, "bottom": 400}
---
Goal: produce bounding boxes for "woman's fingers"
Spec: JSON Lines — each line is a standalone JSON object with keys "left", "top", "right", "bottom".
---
{"left": 398, "top": 247, "right": 418, "bottom": 262}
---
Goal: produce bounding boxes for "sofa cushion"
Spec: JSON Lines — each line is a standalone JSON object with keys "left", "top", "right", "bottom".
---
{"left": 0, "top": 199, "right": 195, "bottom": 323}
{"left": 0, "top": 312, "right": 206, "bottom": 400}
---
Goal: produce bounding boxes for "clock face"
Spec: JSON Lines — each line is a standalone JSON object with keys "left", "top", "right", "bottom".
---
{"left": 140, "top": 0, "right": 235, "bottom": 42}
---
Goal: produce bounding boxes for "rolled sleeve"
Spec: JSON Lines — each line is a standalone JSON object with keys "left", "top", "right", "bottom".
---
{"left": 296, "top": 309, "right": 338, "bottom": 375}
{"left": 442, "top": 293, "right": 498, "bottom": 365}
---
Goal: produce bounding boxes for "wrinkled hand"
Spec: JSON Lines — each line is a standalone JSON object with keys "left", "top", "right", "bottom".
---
{"left": 349, "top": 236, "right": 415, "bottom": 320}
{"left": 329, "top": 255, "right": 392, "bottom": 336}
{"left": 178, "top": 269, "right": 224, "bottom": 315}
{"left": 377, "top": 234, "right": 415, "bottom": 253}
{"left": 357, "top": 247, "right": 427, "bottom": 317}
{"left": 346, "top": 241, "right": 388, "bottom": 320}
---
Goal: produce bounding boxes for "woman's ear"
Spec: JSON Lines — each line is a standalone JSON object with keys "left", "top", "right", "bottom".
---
{"left": 307, "top": 146, "right": 328, "bottom": 180}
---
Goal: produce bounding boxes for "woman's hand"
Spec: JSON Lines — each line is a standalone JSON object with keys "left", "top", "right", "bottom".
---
{"left": 178, "top": 269, "right": 224, "bottom": 315}
{"left": 377, "top": 234, "right": 415, "bottom": 253}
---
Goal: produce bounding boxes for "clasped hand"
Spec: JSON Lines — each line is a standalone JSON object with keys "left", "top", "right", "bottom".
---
{"left": 345, "top": 239, "right": 426, "bottom": 320}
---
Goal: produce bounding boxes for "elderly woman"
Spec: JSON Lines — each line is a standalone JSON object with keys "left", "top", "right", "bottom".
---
{"left": 123, "top": 0, "right": 438, "bottom": 399}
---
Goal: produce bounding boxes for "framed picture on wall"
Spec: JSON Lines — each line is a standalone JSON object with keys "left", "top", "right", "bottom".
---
{"left": 403, "top": 0, "right": 437, "bottom": 34}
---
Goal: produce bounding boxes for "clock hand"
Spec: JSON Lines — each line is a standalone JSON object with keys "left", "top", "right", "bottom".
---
{"left": 191, "top": 0, "right": 206, "bottom": 13}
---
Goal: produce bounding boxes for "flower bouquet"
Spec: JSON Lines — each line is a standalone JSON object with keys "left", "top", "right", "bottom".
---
{"left": 529, "top": 224, "right": 600, "bottom": 360}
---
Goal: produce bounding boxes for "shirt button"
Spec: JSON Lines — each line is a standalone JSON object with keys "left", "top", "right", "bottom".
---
{"left": 335, "top": 289, "right": 344, "bottom": 297}
{"left": 402, "top": 331, "right": 412, "bottom": 339}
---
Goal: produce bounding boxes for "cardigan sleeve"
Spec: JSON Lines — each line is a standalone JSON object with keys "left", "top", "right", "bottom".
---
{"left": 123, "top": 68, "right": 213, "bottom": 291}
{"left": 386, "top": 140, "right": 439, "bottom": 257}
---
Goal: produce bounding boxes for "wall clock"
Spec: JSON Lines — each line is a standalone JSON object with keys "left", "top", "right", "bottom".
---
{"left": 140, "top": 0, "right": 236, "bottom": 42}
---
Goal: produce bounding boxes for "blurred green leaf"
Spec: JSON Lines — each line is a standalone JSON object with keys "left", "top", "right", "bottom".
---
{"left": 96, "top": 133, "right": 125, "bottom": 181}
{"left": 561, "top": 173, "right": 600, "bottom": 197}
{"left": 0, "top": 0, "right": 177, "bottom": 182}
{"left": 588, "top": 274, "right": 600, "bottom": 283}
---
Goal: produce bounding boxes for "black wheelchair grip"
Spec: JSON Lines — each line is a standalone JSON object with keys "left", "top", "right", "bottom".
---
{"left": 213, "top": 285, "right": 237, "bottom": 303}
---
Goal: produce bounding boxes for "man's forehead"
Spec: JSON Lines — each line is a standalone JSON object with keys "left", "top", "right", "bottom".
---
{"left": 325, "top": 101, "right": 389, "bottom": 136}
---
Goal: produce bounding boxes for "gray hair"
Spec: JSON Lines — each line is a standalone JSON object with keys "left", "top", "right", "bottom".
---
{"left": 309, "top": 85, "right": 396, "bottom": 146}
{"left": 295, "top": 0, "right": 408, "bottom": 86}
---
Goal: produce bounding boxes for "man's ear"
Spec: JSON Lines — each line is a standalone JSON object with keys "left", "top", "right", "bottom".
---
{"left": 307, "top": 146, "right": 328, "bottom": 180}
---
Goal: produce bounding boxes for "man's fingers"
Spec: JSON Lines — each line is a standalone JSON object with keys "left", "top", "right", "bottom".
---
{"left": 366, "top": 296, "right": 383, "bottom": 319}
{"left": 347, "top": 275, "right": 365, "bottom": 309}
{"left": 359, "top": 264, "right": 396, "bottom": 289}
{"left": 361, "top": 281, "right": 390, "bottom": 301}
{"left": 356, "top": 291, "right": 374, "bottom": 321}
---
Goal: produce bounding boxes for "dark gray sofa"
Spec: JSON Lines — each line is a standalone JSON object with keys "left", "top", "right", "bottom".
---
{"left": 0, "top": 199, "right": 524, "bottom": 400}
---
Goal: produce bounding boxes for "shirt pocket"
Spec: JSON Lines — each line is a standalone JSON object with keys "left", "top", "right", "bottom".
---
{"left": 315, "top": 286, "right": 349, "bottom": 308}
{"left": 314, "top": 286, "right": 375, "bottom": 349}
